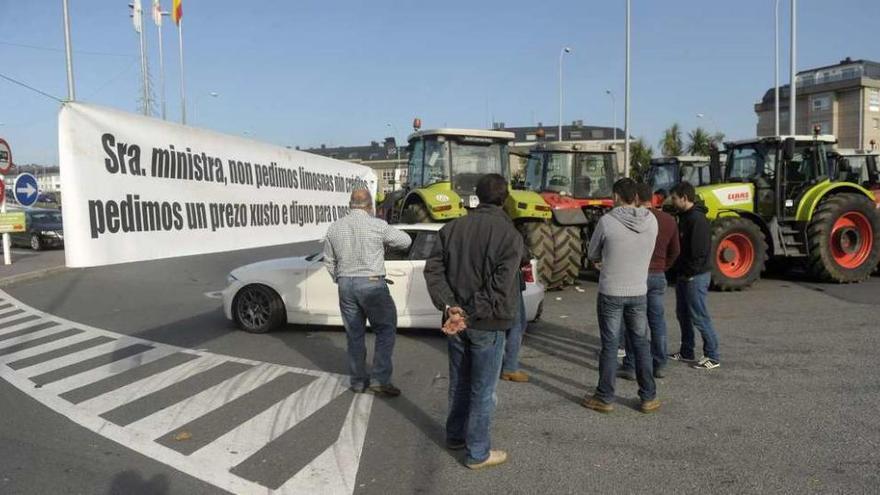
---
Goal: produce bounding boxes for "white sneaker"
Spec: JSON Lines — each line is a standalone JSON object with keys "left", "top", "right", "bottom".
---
{"left": 692, "top": 358, "right": 720, "bottom": 370}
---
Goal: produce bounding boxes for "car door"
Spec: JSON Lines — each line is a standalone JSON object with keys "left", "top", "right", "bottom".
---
{"left": 406, "top": 230, "right": 443, "bottom": 320}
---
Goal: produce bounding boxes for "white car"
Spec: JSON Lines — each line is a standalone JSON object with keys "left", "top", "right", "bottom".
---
{"left": 222, "top": 224, "right": 545, "bottom": 333}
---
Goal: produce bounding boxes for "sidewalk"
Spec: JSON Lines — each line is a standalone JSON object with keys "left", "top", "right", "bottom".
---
{"left": 0, "top": 247, "right": 67, "bottom": 286}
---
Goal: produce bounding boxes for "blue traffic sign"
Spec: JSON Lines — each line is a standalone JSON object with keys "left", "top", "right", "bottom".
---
{"left": 14, "top": 173, "right": 39, "bottom": 207}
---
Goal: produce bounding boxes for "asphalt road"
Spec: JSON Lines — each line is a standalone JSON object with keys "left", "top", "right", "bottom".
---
{"left": 1, "top": 245, "right": 879, "bottom": 494}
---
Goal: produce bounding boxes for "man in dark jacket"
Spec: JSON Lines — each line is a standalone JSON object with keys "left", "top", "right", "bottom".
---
{"left": 669, "top": 182, "right": 720, "bottom": 370}
{"left": 620, "top": 183, "right": 680, "bottom": 379}
{"left": 424, "top": 173, "right": 523, "bottom": 470}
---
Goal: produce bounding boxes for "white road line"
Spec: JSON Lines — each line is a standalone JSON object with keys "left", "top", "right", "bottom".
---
{"left": 20, "top": 339, "right": 126, "bottom": 377}
{"left": 0, "top": 314, "right": 41, "bottom": 333}
{"left": 126, "top": 363, "right": 289, "bottom": 439}
{"left": 276, "top": 393, "right": 373, "bottom": 495}
{"left": 76, "top": 354, "right": 228, "bottom": 415}
{"left": 191, "top": 373, "right": 349, "bottom": 470}
{"left": 0, "top": 325, "right": 73, "bottom": 351}
{"left": 0, "top": 332, "right": 106, "bottom": 365}
{"left": 38, "top": 346, "right": 179, "bottom": 395}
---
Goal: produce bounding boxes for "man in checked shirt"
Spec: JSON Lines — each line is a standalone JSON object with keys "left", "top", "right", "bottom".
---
{"left": 323, "top": 188, "right": 413, "bottom": 396}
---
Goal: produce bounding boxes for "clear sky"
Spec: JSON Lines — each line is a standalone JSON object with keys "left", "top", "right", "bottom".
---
{"left": 1, "top": 0, "right": 879, "bottom": 166}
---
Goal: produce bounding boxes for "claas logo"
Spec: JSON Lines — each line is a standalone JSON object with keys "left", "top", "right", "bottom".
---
{"left": 727, "top": 191, "right": 750, "bottom": 202}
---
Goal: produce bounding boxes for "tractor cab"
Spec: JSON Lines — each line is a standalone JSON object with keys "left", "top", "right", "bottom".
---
{"left": 827, "top": 148, "right": 880, "bottom": 204}
{"left": 695, "top": 134, "right": 880, "bottom": 291}
{"left": 524, "top": 143, "right": 617, "bottom": 202}
{"left": 647, "top": 156, "right": 711, "bottom": 206}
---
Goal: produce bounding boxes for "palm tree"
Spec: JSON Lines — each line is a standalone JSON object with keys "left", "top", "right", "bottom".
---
{"left": 659, "top": 123, "right": 683, "bottom": 157}
{"left": 687, "top": 127, "right": 712, "bottom": 156}
{"left": 710, "top": 131, "right": 725, "bottom": 148}
{"left": 629, "top": 138, "right": 654, "bottom": 181}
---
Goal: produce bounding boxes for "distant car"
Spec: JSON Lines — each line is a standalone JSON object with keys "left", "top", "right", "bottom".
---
{"left": 9, "top": 209, "right": 64, "bottom": 251}
{"left": 223, "top": 223, "right": 545, "bottom": 333}
{"left": 38, "top": 193, "right": 58, "bottom": 204}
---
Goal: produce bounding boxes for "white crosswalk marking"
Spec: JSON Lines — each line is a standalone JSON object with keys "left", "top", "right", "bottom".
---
{"left": 0, "top": 289, "right": 374, "bottom": 495}
{"left": 125, "top": 363, "right": 289, "bottom": 438}
{"left": 37, "top": 346, "right": 178, "bottom": 394}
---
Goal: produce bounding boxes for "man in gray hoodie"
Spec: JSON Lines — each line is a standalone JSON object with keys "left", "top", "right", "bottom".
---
{"left": 582, "top": 178, "right": 660, "bottom": 414}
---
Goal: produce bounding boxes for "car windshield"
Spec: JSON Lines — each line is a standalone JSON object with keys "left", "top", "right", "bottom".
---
{"left": 648, "top": 163, "right": 678, "bottom": 193}
{"left": 449, "top": 140, "right": 507, "bottom": 195}
{"left": 30, "top": 212, "right": 62, "bottom": 223}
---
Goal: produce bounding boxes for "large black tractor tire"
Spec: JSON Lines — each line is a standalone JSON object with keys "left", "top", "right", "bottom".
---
{"left": 806, "top": 194, "right": 880, "bottom": 283}
{"left": 401, "top": 202, "right": 431, "bottom": 224}
{"left": 709, "top": 217, "right": 767, "bottom": 291}
{"left": 547, "top": 224, "right": 582, "bottom": 288}
{"left": 519, "top": 221, "right": 555, "bottom": 287}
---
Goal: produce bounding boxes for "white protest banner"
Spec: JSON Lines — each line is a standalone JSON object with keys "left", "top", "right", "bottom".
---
{"left": 59, "top": 102, "right": 377, "bottom": 267}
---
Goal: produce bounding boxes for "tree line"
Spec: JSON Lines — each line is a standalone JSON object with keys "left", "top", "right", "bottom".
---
{"left": 628, "top": 124, "right": 724, "bottom": 181}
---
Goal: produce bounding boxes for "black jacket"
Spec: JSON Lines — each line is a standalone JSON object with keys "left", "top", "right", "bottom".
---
{"left": 424, "top": 204, "right": 524, "bottom": 331}
{"left": 673, "top": 204, "right": 713, "bottom": 278}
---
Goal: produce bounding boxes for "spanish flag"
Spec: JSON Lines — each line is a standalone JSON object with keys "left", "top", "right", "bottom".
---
{"left": 172, "top": 0, "right": 182, "bottom": 25}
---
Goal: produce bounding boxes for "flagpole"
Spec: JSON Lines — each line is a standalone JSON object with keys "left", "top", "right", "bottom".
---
{"left": 157, "top": 14, "right": 166, "bottom": 120}
{"left": 178, "top": 18, "right": 187, "bottom": 124}
{"left": 137, "top": 4, "right": 150, "bottom": 115}
{"left": 61, "top": 0, "right": 76, "bottom": 100}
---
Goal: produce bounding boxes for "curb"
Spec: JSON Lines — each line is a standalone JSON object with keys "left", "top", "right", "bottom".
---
{"left": 0, "top": 265, "right": 70, "bottom": 287}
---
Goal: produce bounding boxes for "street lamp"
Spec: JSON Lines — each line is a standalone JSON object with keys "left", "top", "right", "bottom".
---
{"left": 696, "top": 113, "right": 718, "bottom": 133}
{"left": 386, "top": 122, "right": 402, "bottom": 191}
{"left": 192, "top": 91, "right": 219, "bottom": 125}
{"left": 558, "top": 46, "right": 572, "bottom": 142}
{"left": 606, "top": 90, "right": 617, "bottom": 141}
{"left": 774, "top": 0, "right": 780, "bottom": 136}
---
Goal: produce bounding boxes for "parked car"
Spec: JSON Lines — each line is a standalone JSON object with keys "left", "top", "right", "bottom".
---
{"left": 223, "top": 224, "right": 545, "bottom": 332}
{"left": 10, "top": 209, "right": 64, "bottom": 251}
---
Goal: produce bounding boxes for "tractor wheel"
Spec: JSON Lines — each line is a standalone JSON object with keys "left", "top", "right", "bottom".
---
{"left": 519, "top": 221, "right": 554, "bottom": 287}
{"left": 401, "top": 203, "right": 431, "bottom": 224}
{"left": 710, "top": 217, "right": 766, "bottom": 291}
{"left": 806, "top": 194, "right": 880, "bottom": 283}
{"left": 547, "top": 224, "right": 582, "bottom": 288}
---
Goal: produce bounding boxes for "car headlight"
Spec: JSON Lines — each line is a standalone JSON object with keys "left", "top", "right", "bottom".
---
{"left": 40, "top": 231, "right": 59, "bottom": 237}
{"left": 226, "top": 273, "right": 238, "bottom": 285}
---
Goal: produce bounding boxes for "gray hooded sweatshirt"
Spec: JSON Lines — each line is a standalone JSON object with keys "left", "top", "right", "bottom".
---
{"left": 587, "top": 206, "right": 658, "bottom": 297}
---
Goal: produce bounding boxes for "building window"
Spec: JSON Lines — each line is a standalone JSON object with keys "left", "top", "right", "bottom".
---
{"left": 812, "top": 121, "right": 831, "bottom": 134}
{"left": 811, "top": 94, "right": 831, "bottom": 112}
{"left": 569, "top": 131, "right": 582, "bottom": 139}
{"left": 545, "top": 133, "right": 557, "bottom": 139}
{"left": 869, "top": 89, "right": 880, "bottom": 112}
{"left": 590, "top": 130, "right": 604, "bottom": 139}
{"left": 873, "top": 118, "right": 880, "bottom": 130}
{"left": 525, "top": 134, "right": 537, "bottom": 141}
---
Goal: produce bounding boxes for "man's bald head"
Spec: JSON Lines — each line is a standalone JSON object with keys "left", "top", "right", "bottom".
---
{"left": 349, "top": 188, "right": 373, "bottom": 210}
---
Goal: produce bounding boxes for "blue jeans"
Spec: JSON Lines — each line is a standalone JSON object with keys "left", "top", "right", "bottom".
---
{"left": 446, "top": 329, "right": 506, "bottom": 465}
{"left": 502, "top": 291, "right": 527, "bottom": 373}
{"left": 337, "top": 276, "right": 397, "bottom": 388}
{"left": 623, "top": 273, "right": 669, "bottom": 371}
{"left": 595, "top": 294, "right": 656, "bottom": 403}
{"left": 675, "top": 272, "right": 720, "bottom": 361}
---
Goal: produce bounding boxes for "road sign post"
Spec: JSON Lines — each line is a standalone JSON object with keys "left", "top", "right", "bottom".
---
{"left": 0, "top": 138, "right": 12, "bottom": 265}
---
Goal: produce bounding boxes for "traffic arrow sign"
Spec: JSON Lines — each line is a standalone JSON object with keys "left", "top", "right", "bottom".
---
{"left": 13, "top": 173, "right": 39, "bottom": 207}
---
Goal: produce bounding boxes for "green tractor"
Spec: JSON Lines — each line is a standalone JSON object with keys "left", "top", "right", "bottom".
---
{"left": 697, "top": 134, "right": 880, "bottom": 290}
{"left": 378, "top": 123, "right": 551, "bottom": 228}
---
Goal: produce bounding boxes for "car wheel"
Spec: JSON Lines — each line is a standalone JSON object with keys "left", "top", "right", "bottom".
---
{"left": 232, "top": 284, "right": 286, "bottom": 333}
{"left": 30, "top": 234, "right": 42, "bottom": 251}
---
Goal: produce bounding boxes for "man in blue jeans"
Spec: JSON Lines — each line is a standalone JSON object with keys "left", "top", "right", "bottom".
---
{"left": 425, "top": 174, "right": 523, "bottom": 470}
{"left": 323, "top": 189, "right": 413, "bottom": 395}
{"left": 501, "top": 261, "right": 530, "bottom": 383}
{"left": 668, "top": 182, "right": 720, "bottom": 370}
{"left": 583, "top": 178, "right": 660, "bottom": 414}
{"left": 620, "top": 183, "right": 680, "bottom": 380}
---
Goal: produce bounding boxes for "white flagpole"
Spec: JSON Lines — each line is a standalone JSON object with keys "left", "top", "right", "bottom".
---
{"left": 178, "top": 18, "right": 187, "bottom": 124}
{"left": 156, "top": 9, "right": 166, "bottom": 120}
{"left": 61, "top": 0, "right": 76, "bottom": 100}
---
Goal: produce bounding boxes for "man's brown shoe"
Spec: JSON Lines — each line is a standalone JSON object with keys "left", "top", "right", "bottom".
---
{"left": 467, "top": 450, "right": 508, "bottom": 470}
{"left": 500, "top": 370, "right": 529, "bottom": 382}
{"left": 581, "top": 396, "right": 614, "bottom": 413}
{"left": 640, "top": 399, "right": 661, "bottom": 414}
